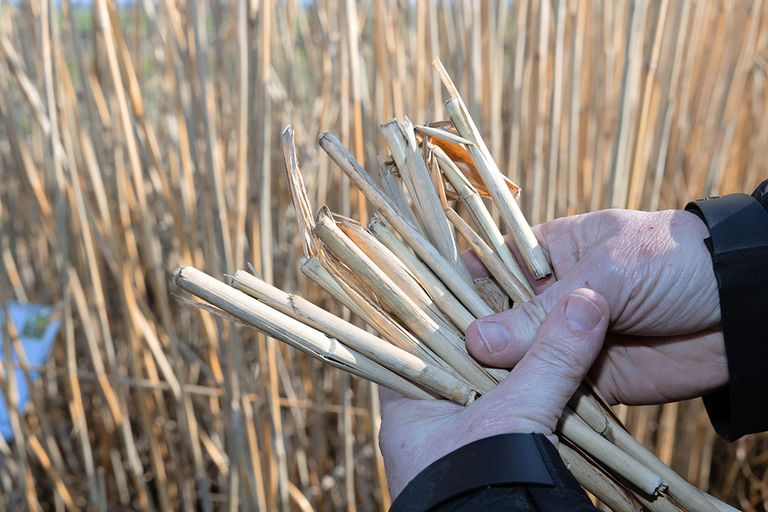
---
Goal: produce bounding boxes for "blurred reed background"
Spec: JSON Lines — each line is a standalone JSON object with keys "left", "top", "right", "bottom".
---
{"left": 0, "top": 0, "right": 766, "bottom": 510}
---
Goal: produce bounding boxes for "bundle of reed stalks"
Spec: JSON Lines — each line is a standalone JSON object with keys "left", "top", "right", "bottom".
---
{"left": 175, "top": 59, "right": 736, "bottom": 512}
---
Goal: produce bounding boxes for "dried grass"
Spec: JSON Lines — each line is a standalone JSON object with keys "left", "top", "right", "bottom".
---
{"left": 1, "top": 1, "right": 767, "bottom": 510}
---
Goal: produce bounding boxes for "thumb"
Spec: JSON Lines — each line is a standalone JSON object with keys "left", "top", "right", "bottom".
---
{"left": 472, "top": 289, "right": 609, "bottom": 433}
{"left": 466, "top": 259, "right": 608, "bottom": 367}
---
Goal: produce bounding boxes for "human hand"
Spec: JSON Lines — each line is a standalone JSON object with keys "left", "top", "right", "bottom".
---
{"left": 464, "top": 209, "right": 728, "bottom": 406}
{"left": 379, "top": 289, "right": 609, "bottom": 498}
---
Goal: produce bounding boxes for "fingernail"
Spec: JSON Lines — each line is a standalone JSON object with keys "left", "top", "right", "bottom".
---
{"left": 475, "top": 320, "right": 510, "bottom": 354}
{"left": 564, "top": 293, "right": 603, "bottom": 332}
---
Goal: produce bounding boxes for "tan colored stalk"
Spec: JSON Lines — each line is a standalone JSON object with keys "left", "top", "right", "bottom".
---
{"left": 627, "top": 0, "right": 670, "bottom": 210}
{"left": 434, "top": 57, "right": 551, "bottom": 279}
{"left": 378, "top": 162, "right": 422, "bottom": 231}
{"left": 433, "top": 145, "right": 532, "bottom": 295}
{"left": 608, "top": 1, "right": 648, "bottom": 209}
{"left": 570, "top": 390, "right": 729, "bottom": 512}
{"left": 314, "top": 208, "right": 496, "bottom": 392}
{"left": 299, "top": 257, "right": 370, "bottom": 320}
{"left": 559, "top": 409, "right": 666, "bottom": 498}
{"left": 318, "top": 132, "right": 492, "bottom": 319}
{"left": 380, "top": 118, "right": 461, "bottom": 269}
{"left": 283, "top": 125, "right": 323, "bottom": 258}
{"left": 299, "top": 256, "right": 445, "bottom": 368}
{"left": 443, "top": 96, "right": 551, "bottom": 280}
{"left": 368, "top": 216, "right": 476, "bottom": 331}
{"left": 231, "top": 270, "right": 474, "bottom": 405}
{"left": 558, "top": 443, "right": 644, "bottom": 512}
{"left": 446, "top": 209, "right": 532, "bottom": 304}
{"left": 337, "top": 217, "right": 459, "bottom": 334}
{"left": 413, "top": 124, "right": 474, "bottom": 146}
{"left": 175, "top": 266, "right": 430, "bottom": 400}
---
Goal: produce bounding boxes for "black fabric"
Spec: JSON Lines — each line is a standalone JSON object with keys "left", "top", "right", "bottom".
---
{"left": 752, "top": 179, "right": 768, "bottom": 211}
{"left": 390, "top": 434, "right": 597, "bottom": 512}
{"left": 685, "top": 187, "right": 768, "bottom": 441}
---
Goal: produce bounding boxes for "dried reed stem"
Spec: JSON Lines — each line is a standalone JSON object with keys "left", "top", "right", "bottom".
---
{"left": 313, "top": 208, "right": 496, "bottom": 392}
{"left": 433, "top": 145, "right": 532, "bottom": 295}
{"left": 299, "top": 256, "right": 444, "bottom": 367}
{"left": 368, "top": 216, "right": 476, "bottom": 332}
{"left": 380, "top": 118, "right": 462, "bottom": 270}
{"left": 174, "top": 266, "right": 430, "bottom": 400}
{"left": 231, "top": 270, "right": 475, "bottom": 405}
{"left": 558, "top": 443, "right": 643, "bottom": 512}
{"left": 318, "top": 132, "right": 493, "bottom": 319}
{"left": 445, "top": 209, "right": 532, "bottom": 304}
{"left": 434, "top": 57, "right": 552, "bottom": 279}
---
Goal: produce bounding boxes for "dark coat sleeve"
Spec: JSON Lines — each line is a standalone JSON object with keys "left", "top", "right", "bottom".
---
{"left": 685, "top": 178, "right": 768, "bottom": 440}
{"left": 390, "top": 434, "right": 598, "bottom": 512}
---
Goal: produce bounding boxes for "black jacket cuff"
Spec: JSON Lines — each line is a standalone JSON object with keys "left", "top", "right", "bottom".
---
{"left": 390, "top": 433, "right": 597, "bottom": 511}
{"left": 685, "top": 179, "right": 768, "bottom": 440}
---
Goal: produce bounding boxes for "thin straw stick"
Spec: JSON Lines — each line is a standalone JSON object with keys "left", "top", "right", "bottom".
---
{"left": 367, "top": 216, "right": 476, "bottom": 332}
{"left": 559, "top": 409, "right": 666, "bottom": 498}
{"left": 336, "top": 217, "right": 459, "bottom": 334}
{"left": 380, "top": 118, "right": 461, "bottom": 270}
{"left": 443, "top": 95, "right": 551, "bottom": 280}
{"left": 318, "top": 132, "right": 493, "bottom": 319}
{"left": 558, "top": 443, "right": 644, "bottom": 512}
{"left": 231, "top": 270, "right": 475, "bottom": 405}
{"left": 434, "top": 57, "right": 551, "bottom": 279}
{"left": 174, "top": 266, "right": 430, "bottom": 400}
{"left": 313, "top": 208, "right": 496, "bottom": 392}
{"left": 433, "top": 145, "right": 533, "bottom": 295}
{"left": 299, "top": 257, "right": 445, "bottom": 368}
{"left": 378, "top": 162, "right": 421, "bottom": 231}
{"left": 569, "top": 390, "right": 727, "bottom": 512}
{"left": 446, "top": 208, "right": 532, "bottom": 304}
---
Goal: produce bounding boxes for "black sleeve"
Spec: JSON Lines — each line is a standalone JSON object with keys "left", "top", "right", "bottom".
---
{"left": 684, "top": 178, "right": 768, "bottom": 441}
{"left": 390, "top": 433, "right": 598, "bottom": 512}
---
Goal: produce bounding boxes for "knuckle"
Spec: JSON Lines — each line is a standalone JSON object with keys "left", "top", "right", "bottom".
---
{"left": 528, "top": 334, "right": 589, "bottom": 381}
{"left": 519, "top": 297, "right": 549, "bottom": 332}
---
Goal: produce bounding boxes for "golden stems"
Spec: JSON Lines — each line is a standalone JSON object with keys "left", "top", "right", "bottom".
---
{"left": 313, "top": 208, "right": 496, "bottom": 393}
{"left": 446, "top": 209, "right": 532, "bottom": 304}
{"left": 231, "top": 270, "right": 475, "bottom": 405}
{"left": 174, "top": 266, "right": 431, "bottom": 400}
{"left": 318, "top": 132, "right": 493, "bottom": 319}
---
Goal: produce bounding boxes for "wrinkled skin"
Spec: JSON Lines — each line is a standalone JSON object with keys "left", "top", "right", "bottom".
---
{"left": 465, "top": 208, "right": 728, "bottom": 406}
{"left": 380, "top": 289, "right": 610, "bottom": 498}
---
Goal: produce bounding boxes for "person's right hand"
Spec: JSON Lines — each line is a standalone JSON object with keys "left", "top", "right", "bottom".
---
{"left": 464, "top": 208, "right": 729, "bottom": 406}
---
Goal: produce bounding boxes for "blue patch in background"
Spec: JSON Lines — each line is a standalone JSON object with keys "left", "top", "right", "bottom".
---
{"left": 0, "top": 302, "right": 60, "bottom": 440}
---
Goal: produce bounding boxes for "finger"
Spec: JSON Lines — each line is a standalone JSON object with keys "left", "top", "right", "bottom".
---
{"left": 466, "top": 255, "right": 613, "bottom": 367}
{"left": 473, "top": 289, "right": 610, "bottom": 431}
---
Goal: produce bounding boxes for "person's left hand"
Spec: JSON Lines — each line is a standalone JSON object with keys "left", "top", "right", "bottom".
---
{"left": 378, "top": 288, "right": 610, "bottom": 499}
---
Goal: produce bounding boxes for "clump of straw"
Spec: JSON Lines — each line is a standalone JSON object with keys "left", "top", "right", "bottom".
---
{"left": 176, "top": 61, "right": 736, "bottom": 512}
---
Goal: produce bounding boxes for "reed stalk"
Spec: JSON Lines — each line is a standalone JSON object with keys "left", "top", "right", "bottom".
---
{"left": 380, "top": 118, "right": 462, "bottom": 270}
{"left": 318, "top": 132, "right": 494, "bottom": 320}
{"left": 434, "top": 58, "right": 552, "bottom": 280}
{"left": 230, "top": 270, "right": 475, "bottom": 405}
{"left": 433, "top": 144, "right": 532, "bottom": 295}
{"left": 368, "top": 216, "right": 476, "bottom": 332}
{"left": 445, "top": 208, "right": 532, "bottom": 304}
{"left": 313, "top": 207, "right": 497, "bottom": 392}
{"left": 175, "top": 266, "right": 431, "bottom": 400}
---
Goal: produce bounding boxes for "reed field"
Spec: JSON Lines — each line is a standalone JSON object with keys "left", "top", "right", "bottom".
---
{"left": 1, "top": 0, "right": 768, "bottom": 510}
